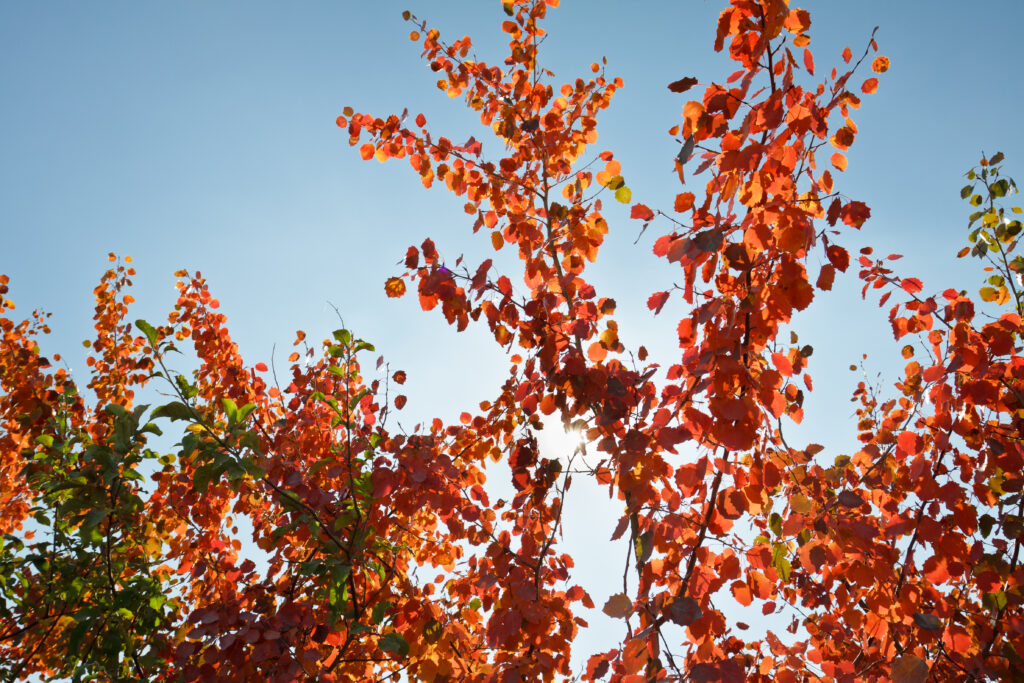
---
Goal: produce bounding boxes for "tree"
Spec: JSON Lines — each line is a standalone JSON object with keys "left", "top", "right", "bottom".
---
{"left": 0, "top": 0, "right": 1021, "bottom": 680}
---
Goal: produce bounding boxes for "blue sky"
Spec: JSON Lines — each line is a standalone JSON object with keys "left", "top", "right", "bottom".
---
{"left": 3, "top": 0, "right": 1023, "bottom": 673}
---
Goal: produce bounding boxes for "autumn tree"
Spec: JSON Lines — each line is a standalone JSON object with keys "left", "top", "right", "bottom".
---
{"left": 1, "top": 0, "right": 1022, "bottom": 681}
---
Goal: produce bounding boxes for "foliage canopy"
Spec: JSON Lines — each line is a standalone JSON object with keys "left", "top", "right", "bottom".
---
{"left": 1, "top": 0, "right": 1023, "bottom": 681}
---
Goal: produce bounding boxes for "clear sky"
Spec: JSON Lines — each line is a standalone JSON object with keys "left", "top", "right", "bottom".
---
{"left": 3, "top": 0, "right": 1023, "bottom": 674}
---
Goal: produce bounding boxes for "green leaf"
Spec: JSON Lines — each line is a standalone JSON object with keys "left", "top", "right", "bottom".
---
{"left": 333, "top": 329, "right": 352, "bottom": 346}
{"left": 104, "top": 403, "right": 128, "bottom": 418}
{"left": 151, "top": 402, "right": 194, "bottom": 422}
{"left": 175, "top": 374, "right": 198, "bottom": 399}
{"left": 236, "top": 403, "right": 257, "bottom": 423}
{"left": 67, "top": 618, "right": 91, "bottom": 653}
{"left": 634, "top": 530, "right": 653, "bottom": 565}
{"left": 34, "top": 434, "right": 54, "bottom": 448}
{"left": 81, "top": 509, "right": 107, "bottom": 532}
{"left": 135, "top": 319, "right": 159, "bottom": 347}
{"left": 371, "top": 600, "right": 392, "bottom": 625}
{"left": 140, "top": 422, "right": 163, "bottom": 436}
{"left": 983, "top": 590, "right": 1008, "bottom": 611}
{"left": 775, "top": 555, "right": 792, "bottom": 582}
{"left": 615, "top": 186, "right": 632, "bottom": 204}
{"left": 992, "top": 179, "right": 1010, "bottom": 197}
{"left": 193, "top": 463, "right": 219, "bottom": 494}
{"left": 960, "top": 185, "right": 973, "bottom": 199}
{"left": 222, "top": 397, "right": 239, "bottom": 423}
{"left": 378, "top": 631, "right": 410, "bottom": 658}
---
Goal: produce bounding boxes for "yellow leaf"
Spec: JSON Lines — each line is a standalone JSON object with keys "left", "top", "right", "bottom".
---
{"left": 791, "top": 494, "right": 813, "bottom": 514}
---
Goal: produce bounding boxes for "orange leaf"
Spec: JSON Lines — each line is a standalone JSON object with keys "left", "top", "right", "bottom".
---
{"left": 772, "top": 352, "right": 793, "bottom": 377}
{"left": 602, "top": 593, "right": 633, "bottom": 619}
{"left": 891, "top": 655, "right": 929, "bottom": 683}
{"left": 674, "top": 192, "right": 695, "bottom": 212}
{"left": 831, "top": 152, "right": 847, "bottom": 171}
{"left": 360, "top": 143, "right": 375, "bottom": 160}
{"left": 384, "top": 277, "right": 407, "bottom": 298}
{"left": 731, "top": 581, "right": 753, "bottom": 607}
{"left": 683, "top": 101, "right": 704, "bottom": 126}
{"left": 861, "top": 77, "right": 879, "bottom": 94}
{"left": 783, "top": 8, "right": 811, "bottom": 34}
{"left": 872, "top": 56, "right": 890, "bottom": 73}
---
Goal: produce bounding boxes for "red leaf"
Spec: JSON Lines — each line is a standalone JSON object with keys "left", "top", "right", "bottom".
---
{"left": 816, "top": 264, "right": 835, "bottom": 290}
{"left": 771, "top": 352, "right": 793, "bottom": 377}
{"left": 803, "top": 48, "right": 815, "bottom": 75}
{"left": 898, "top": 431, "right": 923, "bottom": 455}
{"left": 666, "top": 596, "right": 702, "bottom": 626}
{"left": 837, "top": 490, "right": 862, "bottom": 507}
{"left": 901, "top": 278, "right": 923, "bottom": 294}
{"left": 647, "top": 291, "right": 670, "bottom": 314}
{"left": 630, "top": 203, "right": 655, "bottom": 221}
{"left": 922, "top": 365, "right": 945, "bottom": 383}
{"left": 891, "top": 655, "right": 929, "bottom": 683}
{"left": 667, "top": 76, "right": 698, "bottom": 93}
{"left": 586, "top": 654, "right": 612, "bottom": 680}
{"left": 254, "top": 363, "right": 268, "bottom": 372}
{"left": 841, "top": 201, "right": 871, "bottom": 228}
{"left": 862, "top": 77, "right": 879, "bottom": 94}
